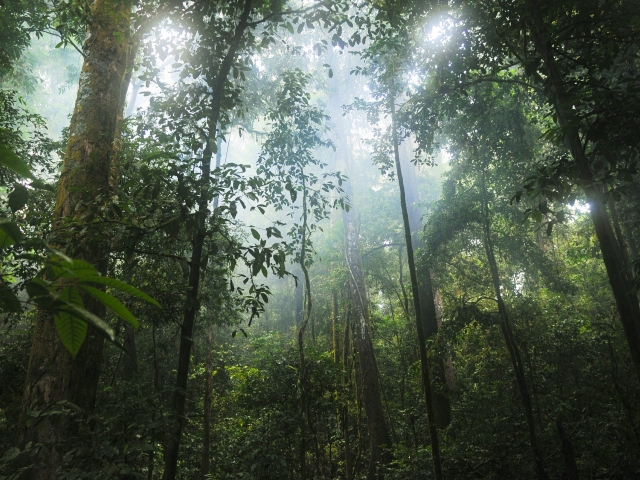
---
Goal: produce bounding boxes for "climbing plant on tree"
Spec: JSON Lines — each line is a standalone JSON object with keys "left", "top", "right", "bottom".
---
{"left": 257, "top": 68, "right": 345, "bottom": 477}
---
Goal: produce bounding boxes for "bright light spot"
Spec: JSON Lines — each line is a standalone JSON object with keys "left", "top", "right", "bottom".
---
{"left": 424, "top": 18, "right": 453, "bottom": 46}
{"left": 568, "top": 201, "right": 590, "bottom": 215}
{"left": 512, "top": 272, "right": 525, "bottom": 294}
{"left": 428, "top": 24, "right": 445, "bottom": 42}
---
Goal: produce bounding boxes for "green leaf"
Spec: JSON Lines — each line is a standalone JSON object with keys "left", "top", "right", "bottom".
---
{"left": 0, "top": 219, "right": 23, "bottom": 249}
{"left": 328, "top": 68, "right": 333, "bottom": 78}
{"left": 251, "top": 228, "right": 260, "bottom": 240}
{"left": 0, "top": 144, "right": 34, "bottom": 179}
{"left": 54, "top": 288, "right": 87, "bottom": 357}
{"left": 0, "top": 283, "right": 22, "bottom": 313}
{"left": 8, "top": 184, "right": 28, "bottom": 213}
{"left": 531, "top": 210, "right": 543, "bottom": 223}
{"left": 51, "top": 257, "right": 98, "bottom": 279}
{"left": 79, "top": 285, "right": 139, "bottom": 329}
{"left": 57, "top": 301, "right": 115, "bottom": 342}
{"left": 79, "top": 276, "right": 161, "bottom": 308}
{"left": 30, "top": 179, "right": 55, "bottom": 192}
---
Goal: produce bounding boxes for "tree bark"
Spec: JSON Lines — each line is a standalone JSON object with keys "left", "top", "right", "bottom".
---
{"left": 162, "top": 2, "right": 253, "bottom": 478}
{"left": 390, "top": 93, "right": 443, "bottom": 480}
{"left": 201, "top": 326, "right": 213, "bottom": 479}
{"left": 526, "top": 0, "right": 640, "bottom": 383}
{"left": 17, "top": 2, "right": 133, "bottom": 478}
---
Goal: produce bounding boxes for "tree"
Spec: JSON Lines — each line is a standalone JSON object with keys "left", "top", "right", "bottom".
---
{"left": 18, "top": 2, "right": 135, "bottom": 477}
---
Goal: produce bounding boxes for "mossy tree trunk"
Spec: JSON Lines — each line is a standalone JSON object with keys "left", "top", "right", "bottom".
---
{"left": 17, "top": 2, "right": 133, "bottom": 478}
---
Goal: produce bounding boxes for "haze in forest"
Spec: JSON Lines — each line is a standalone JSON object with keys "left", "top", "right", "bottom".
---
{"left": 1, "top": 1, "right": 639, "bottom": 479}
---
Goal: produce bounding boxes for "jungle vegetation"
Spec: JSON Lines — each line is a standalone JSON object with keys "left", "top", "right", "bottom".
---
{"left": 1, "top": 0, "right": 639, "bottom": 479}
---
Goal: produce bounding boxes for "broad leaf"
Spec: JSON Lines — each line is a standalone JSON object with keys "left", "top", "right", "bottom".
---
{"left": 51, "top": 257, "right": 98, "bottom": 279}
{"left": 8, "top": 184, "right": 28, "bottom": 212}
{"left": 54, "top": 288, "right": 87, "bottom": 357}
{"left": 60, "top": 302, "right": 115, "bottom": 342}
{"left": 0, "top": 219, "right": 23, "bottom": 249}
{"left": 0, "top": 283, "right": 22, "bottom": 313}
{"left": 79, "top": 285, "right": 139, "bottom": 329}
{"left": 79, "top": 276, "right": 161, "bottom": 308}
{"left": 0, "top": 144, "right": 34, "bottom": 179}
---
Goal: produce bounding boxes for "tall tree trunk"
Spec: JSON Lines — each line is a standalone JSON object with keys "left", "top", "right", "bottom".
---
{"left": 399, "top": 140, "right": 451, "bottom": 428}
{"left": 17, "top": 2, "right": 133, "bottom": 478}
{"left": 480, "top": 170, "right": 548, "bottom": 480}
{"left": 201, "top": 325, "right": 214, "bottom": 479}
{"left": 333, "top": 289, "right": 339, "bottom": 363}
{"left": 295, "top": 268, "right": 304, "bottom": 327}
{"left": 297, "top": 173, "right": 314, "bottom": 480}
{"left": 121, "top": 325, "right": 138, "bottom": 380}
{"left": 342, "top": 297, "right": 353, "bottom": 480}
{"left": 162, "top": 2, "right": 253, "bottom": 478}
{"left": 343, "top": 181, "right": 392, "bottom": 479}
{"left": 329, "top": 64, "right": 392, "bottom": 479}
{"left": 390, "top": 93, "right": 443, "bottom": 480}
{"left": 526, "top": 0, "right": 640, "bottom": 383}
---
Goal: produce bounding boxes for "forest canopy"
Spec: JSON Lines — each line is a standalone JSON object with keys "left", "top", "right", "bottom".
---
{"left": 1, "top": 0, "right": 639, "bottom": 479}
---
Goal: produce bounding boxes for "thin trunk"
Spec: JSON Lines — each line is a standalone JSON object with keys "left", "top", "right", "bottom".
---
{"left": 480, "top": 169, "right": 548, "bottom": 480}
{"left": 608, "top": 197, "right": 631, "bottom": 275}
{"left": 526, "top": 0, "right": 640, "bottom": 383}
{"left": 332, "top": 289, "right": 339, "bottom": 363}
{"left": 295, "top": 268, "right": 304, "bottom": 327}
{"left": 18, "top": 2, "right": 133, "bottom": 478}
{"left": 201, "top": 326, "right": 213, "bottom": 479}
{"left": 342, "top": 297, "right": 353, "bottom": 480}
{"left": 162, "top": 3, "right": 253, "bottom": 478}
{"left": 202, "top": 144, "right": 220, "bottom": 480}
{"left": 399, "top": 140, "right": 451, "bottom": 428}
{"left": 390, "top": 92, "right": 442, "bottom": 480}
{"left": 147, "top": 324, "right": 159, "bottom": 480}
{"left": 343, "top": 189, "right": 393, "bottom": 479}
{"left": 298, "top": 172, "right": 313, "bottom": 480}
{"left": 331, "top": 63, "right": 392, "bottom": 479}
{"left": 121, "top": 325, "right": 138, "bottom": 380}
{"left": 397, "top": 247, "right": 410, "bottom": 318}
{"left": 434, "top": 289, "right": 457, "bottom": 395}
